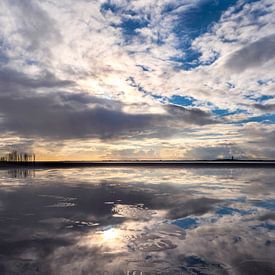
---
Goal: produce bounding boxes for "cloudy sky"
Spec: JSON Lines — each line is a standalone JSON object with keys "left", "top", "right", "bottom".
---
{"left": 0, "top": 0, "right": 275, "bottom": 160}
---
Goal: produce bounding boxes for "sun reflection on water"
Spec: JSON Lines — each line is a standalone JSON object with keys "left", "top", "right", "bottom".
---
{"left": 0, "top": 167, "right": 275, "bottom": 274}
{"left": 102, "top": 227, "right": 119, "bottom": 242}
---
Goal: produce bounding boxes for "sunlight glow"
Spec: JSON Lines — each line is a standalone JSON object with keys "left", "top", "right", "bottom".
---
{"left": 102, "top": 228, "right": 119, "bottom": 242}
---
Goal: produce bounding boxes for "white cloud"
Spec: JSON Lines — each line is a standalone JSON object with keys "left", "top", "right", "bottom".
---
{"left": 0, "top": 0, "right": 275, "bottom": 159}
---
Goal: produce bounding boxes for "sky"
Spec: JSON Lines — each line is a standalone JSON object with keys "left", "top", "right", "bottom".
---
{"left": 0, "top": 0, "right": 275, "bottom": 160}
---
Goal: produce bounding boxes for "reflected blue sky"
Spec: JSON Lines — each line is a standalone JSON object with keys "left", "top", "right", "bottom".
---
{"left": 0, "top": 167, "right": 274, "bottom": 274}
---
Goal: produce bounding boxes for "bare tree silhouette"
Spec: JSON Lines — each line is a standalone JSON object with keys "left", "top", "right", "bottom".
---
{"left": 0, "top": 151, "right": 36, "bottom": 163}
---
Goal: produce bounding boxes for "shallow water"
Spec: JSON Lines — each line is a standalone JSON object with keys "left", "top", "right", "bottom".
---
{"left": 0, "top": 167, "right": 274, "bottom": 274}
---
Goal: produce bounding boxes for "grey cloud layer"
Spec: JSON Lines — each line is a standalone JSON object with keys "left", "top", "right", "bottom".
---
{"left": 254, "top": 103, "right": 275, "bottom": 112}
{"left": 225, "top": 34, "right": 275, "bottom": 72}
{"left": 0, "top": 68, "right": 73, "bottom": 92}
{"left": 0, "top": 68, "right": 218, "bottom": 140}
{"left": 0, "top": 0, "right": 275, "bottom": 158}
{"left": 1, "top": 0, "right": 62, "bottom": 53}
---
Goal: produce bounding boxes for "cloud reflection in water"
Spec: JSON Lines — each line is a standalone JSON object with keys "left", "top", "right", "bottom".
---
{"left": 0, "top": 167, "right": 274, "bottom": 274}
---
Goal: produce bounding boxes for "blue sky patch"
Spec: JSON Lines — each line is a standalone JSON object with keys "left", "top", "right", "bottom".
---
{"left": 253, "top": 200, "right": 275, "bottom": 211}
{"left": 170, "top": 49, "right": 202, "bottom": 70}
{"left": 100, "top": 1, "right": 120, "bottom": 13}
{"left": 118, "top": 18, "right": 149, "bottom": 37}
{"left": 101, "top": 1, "right": 149, "bottom": 42}
{"left": 228, "top": 0, "right": 261, "bottom": 16}
{"left": 0, "top": 54, "right": 8, "bottom": 64}
{"left": 257, "top": 79, "right": 275, "bottom": 86}
{"left": 212, "top": 108, "right": 231, "bottom": 116}
{"left": 227, "top": 197, "right": 247, "bottom": 203}
{"left": 0, "top": 39, "right": 9, "bottom": 64}
{"left": 213, "top": 108, "right": 247, "bottom": 117}
{"left": 172, "top": 217, "right": 198, "bottom": 229}
{"left": 169, "top": 95, "right": 196, "bottom": 106}
{"left": 26, "top": 59, "right": 39, "bottom": 66}
{"left": 252, "top": 223, "right": 275, "bottom": 231}
{"left": 256, "top": 95, "right": 274, "bottom": 103}
{"left": 216, "top": 206, "right": 252, "bottom": 216}
{"left": 245, "top": 94, "right": 274, "bottom": 103}
{"left": 170, "top": 0, "right": 238, "bottom": 70}
{"left": 238, "top": 114, "right": 275, "bottom": 124}
{"left": 172, "top": 0, "right": 238, "bottom": 39}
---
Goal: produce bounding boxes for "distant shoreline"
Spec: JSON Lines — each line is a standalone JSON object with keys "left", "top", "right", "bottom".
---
{"left": 1, "top": 160, "right": 275, "bottom": 169}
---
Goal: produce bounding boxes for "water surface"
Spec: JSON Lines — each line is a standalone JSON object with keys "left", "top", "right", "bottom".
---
{"left": 0, "top": 167, "right": 274, "bottom": 274}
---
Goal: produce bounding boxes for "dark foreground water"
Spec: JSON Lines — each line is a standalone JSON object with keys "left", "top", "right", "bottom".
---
{"left": 0, "top": 167, "right": 274, "bottom": 275}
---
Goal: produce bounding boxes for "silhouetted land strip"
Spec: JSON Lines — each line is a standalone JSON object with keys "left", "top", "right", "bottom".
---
{"left": 1, "top": 160, "right": 275, "bottom": 169}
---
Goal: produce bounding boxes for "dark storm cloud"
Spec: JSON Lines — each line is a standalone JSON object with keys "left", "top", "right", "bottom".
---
{"left": 167, "top": 198, "right": 220, "bottom": 219}
{"left": 0, "top": 67, "right": 219, "bottom": 140}
{"left": 0, "top": 68, "right": 73, "bottom": 93}
{"left": 258, "top": 212, "right": 275, "bottom": 221}
{"left": 164, "top": 104, "right": 218, "bottom": 125}
{"left": 225, "top": 34, "right": 275, "bottom": 72}
{"left": 254, "top": 103, "right": 275, "bottom": 112}
{"left": 0, "top": 93, "right": 218, "bottom": 140}
{"left": 0, "top": 93, "right": 153, "bottom": 139}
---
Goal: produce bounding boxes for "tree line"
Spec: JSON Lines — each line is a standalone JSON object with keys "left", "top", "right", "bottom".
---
{"left": 0, "top": 151, "right": 35, "bottom": 162}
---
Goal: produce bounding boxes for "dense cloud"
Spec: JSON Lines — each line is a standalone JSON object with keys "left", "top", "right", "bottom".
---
{"left": 0, "top": 68, "right": 218, "bottom": 140}
{"left": 225, "top": 34, "right": 275, "bottom": 72}
{"left": 0, "top": 0, "right": 275, "bottom": 158}
{"left": 254, "top": 103, "right": 275, "bottom": 112}
{"left": 0, "top": 68, "right": 73, "bottom": 92}
{"left": 0, "top": 92, "right": 218, "bottom": 140}
{"left": 165, "top": 104, "right": 218, "bottom": 125}
{"left": 1, "top": 0, "right": 62, "bottom": 55}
